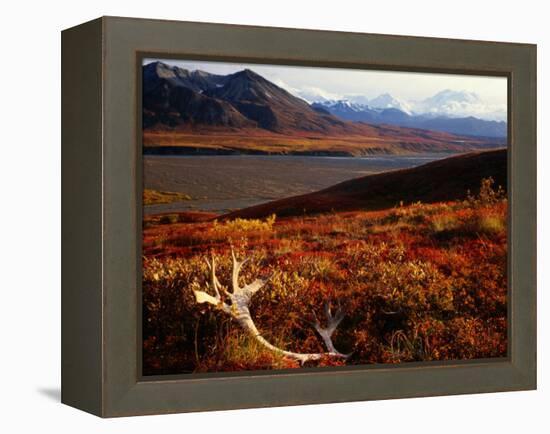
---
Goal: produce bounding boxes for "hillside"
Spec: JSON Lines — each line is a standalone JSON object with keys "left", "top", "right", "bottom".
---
{"left": 143, "top": 170, "right": 507, "bottom": 373}
{"left": 223, "top": 149, "right": 507, "bottom": 219}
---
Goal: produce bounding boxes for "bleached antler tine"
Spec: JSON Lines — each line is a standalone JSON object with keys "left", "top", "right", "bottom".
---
{"left": 243, "top": 278, "right": 267, "bottom": 298}
{"left": 230, "top": 248, "right": 242, "bottom": 293}
{"left": 309, "top": 298, "right": 349, "bottom": 357}
{"left": 324, "top": 301, "right": 331, "bottom": 320}
{"left": 208, "top": 253, "right": 221, "bottom": 299}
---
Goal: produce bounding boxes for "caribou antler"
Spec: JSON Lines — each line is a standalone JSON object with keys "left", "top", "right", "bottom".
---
{"left": 311, "top": 300, "right": 349, "bottom": 358}
{"left": 192, "top": 248, "right": 349, "bottom": 364}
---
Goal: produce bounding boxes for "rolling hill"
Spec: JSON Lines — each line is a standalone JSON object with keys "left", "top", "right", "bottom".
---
{"left": 222, "top": 149, "right": 507, "bottom": 219}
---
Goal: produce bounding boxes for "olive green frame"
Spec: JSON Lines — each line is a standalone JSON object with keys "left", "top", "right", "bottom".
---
{"left": 61, "top": 16, "right": 536, "bottom": 417}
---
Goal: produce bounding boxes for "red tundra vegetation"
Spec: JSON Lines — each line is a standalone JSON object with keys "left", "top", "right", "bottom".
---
{"left": 142, "top": 177, "right": 507, "bottom": 375}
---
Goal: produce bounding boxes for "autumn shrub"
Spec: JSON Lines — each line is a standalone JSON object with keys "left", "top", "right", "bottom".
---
{"left": 430, "top": 214, "right": 459, "bottom": 233}
{"left": 381, "top": 202, "right": 428, "bottom": 226}
{"left": 299, "top": 254, "right": 343, "bottom": 282}
{"left": 212, "top": 214, "right": 276, "bottom": 236}
{"left": 142, "top": 192, "right": 507, "bottom": 374}
{"left": 465, "top": 177, "right": 506, "bottom": 207}
{"left": 474, "top": 213, "right": 506, "bottom": 235}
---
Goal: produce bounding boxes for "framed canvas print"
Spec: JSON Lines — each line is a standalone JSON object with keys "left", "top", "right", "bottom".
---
{"left": 61, "top": 16, "right": 536, "bottom": 417}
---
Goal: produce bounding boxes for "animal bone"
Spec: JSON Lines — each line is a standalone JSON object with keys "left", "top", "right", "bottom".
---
{"left": 192, "top": 248, "right": 349, "bottom": 364}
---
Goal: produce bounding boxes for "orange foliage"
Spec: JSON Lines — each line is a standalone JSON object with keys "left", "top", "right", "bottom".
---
{"left": 142, "top": 191, "right": 507, "bottom": 375}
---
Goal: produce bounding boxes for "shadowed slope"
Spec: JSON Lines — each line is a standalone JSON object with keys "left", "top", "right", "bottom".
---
{"left": 223, "top": 149, "right": 507, "bottom": 219}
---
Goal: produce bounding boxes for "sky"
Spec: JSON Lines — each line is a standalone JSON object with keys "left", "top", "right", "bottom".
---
{"left": 143, "top": 58, "right": 508, "bottom": 121}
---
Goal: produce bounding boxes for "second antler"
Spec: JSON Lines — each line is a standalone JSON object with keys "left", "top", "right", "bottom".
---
{"left": 192, "top": 248, "right": 349, "bottom": 364}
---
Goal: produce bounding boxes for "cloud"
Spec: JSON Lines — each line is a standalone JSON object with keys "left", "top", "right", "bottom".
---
{"left": 296, "top": 86, "right": 343, "bottom": 103}
{"left": 411, "top": 90, "right": 507, "bottom": 121}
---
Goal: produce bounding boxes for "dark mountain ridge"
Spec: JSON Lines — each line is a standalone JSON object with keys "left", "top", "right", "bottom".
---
{"left": 143, "top": 62, "right": 252, "bottom": 129}
{"left": 143, "top": 61, "right": 227, "bottom": 93}
{"left": 143, "top": 62, "right": 355, "bottom": 134}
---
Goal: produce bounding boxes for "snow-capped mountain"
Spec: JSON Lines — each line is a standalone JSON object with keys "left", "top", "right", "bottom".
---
{"left": 320, "top": 93, "right": 413, "bottom": 114}
{"left": 301, "top": 87, "right": 505, "bottom": 122}
{"left": 318, "top": 99, "right": 366, "bottom": 112}
{"left": 367, "top": 93, "right": 413, "bottom": 115}
{"left": 412, "top": 90, "right": 506, "bottom": 121}
{"left": 313, "top": 98, "right": 507, "bottom": 138}
{"left": 342, "top": 95, "right": 370, "bottom": 106}
{"left": 423, "top": 89, "right": 480, "bottom": 105}
{"left": 311, "top": 99, "right": 411, "bottom": 124}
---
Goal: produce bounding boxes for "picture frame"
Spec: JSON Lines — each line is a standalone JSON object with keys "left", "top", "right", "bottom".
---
{"left": 61, "top": 16, "right": 536, "bottom": 417}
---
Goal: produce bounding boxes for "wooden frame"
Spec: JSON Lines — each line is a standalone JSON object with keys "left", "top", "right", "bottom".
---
{"left": 61, "top": 16, "right": 537, "bottom": 417}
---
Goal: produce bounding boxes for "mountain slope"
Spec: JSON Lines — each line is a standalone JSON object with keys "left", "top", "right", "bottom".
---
{"left": 143, "top": 62, "right": 256, "bottom": 129}
{"left": 223, "top": 149, "right": 507, "bottom": 219}
{"left": 144, "top": 63, "right": 356, "bottom": 134}
{"left": 204, "top": 69, "right": 353, "bottom": 133}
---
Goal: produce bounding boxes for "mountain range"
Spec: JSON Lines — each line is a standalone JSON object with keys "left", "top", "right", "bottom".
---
{"left": 312, "top": 99, "right": 507, "bottom": 138}
{"left": 299, "top": 87, "right": 506, "bottom": 122}
{"left": 142, "top": 61, "right": 506, "bottom": 155}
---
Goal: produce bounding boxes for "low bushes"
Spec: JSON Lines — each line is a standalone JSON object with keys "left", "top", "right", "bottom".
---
{"left": 142, "top": 179, "right": 507, "bottom": 374}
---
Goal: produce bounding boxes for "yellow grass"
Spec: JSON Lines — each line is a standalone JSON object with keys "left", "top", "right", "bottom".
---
{"left": 143, "top": 189, "right": 191, "bottom": 205}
